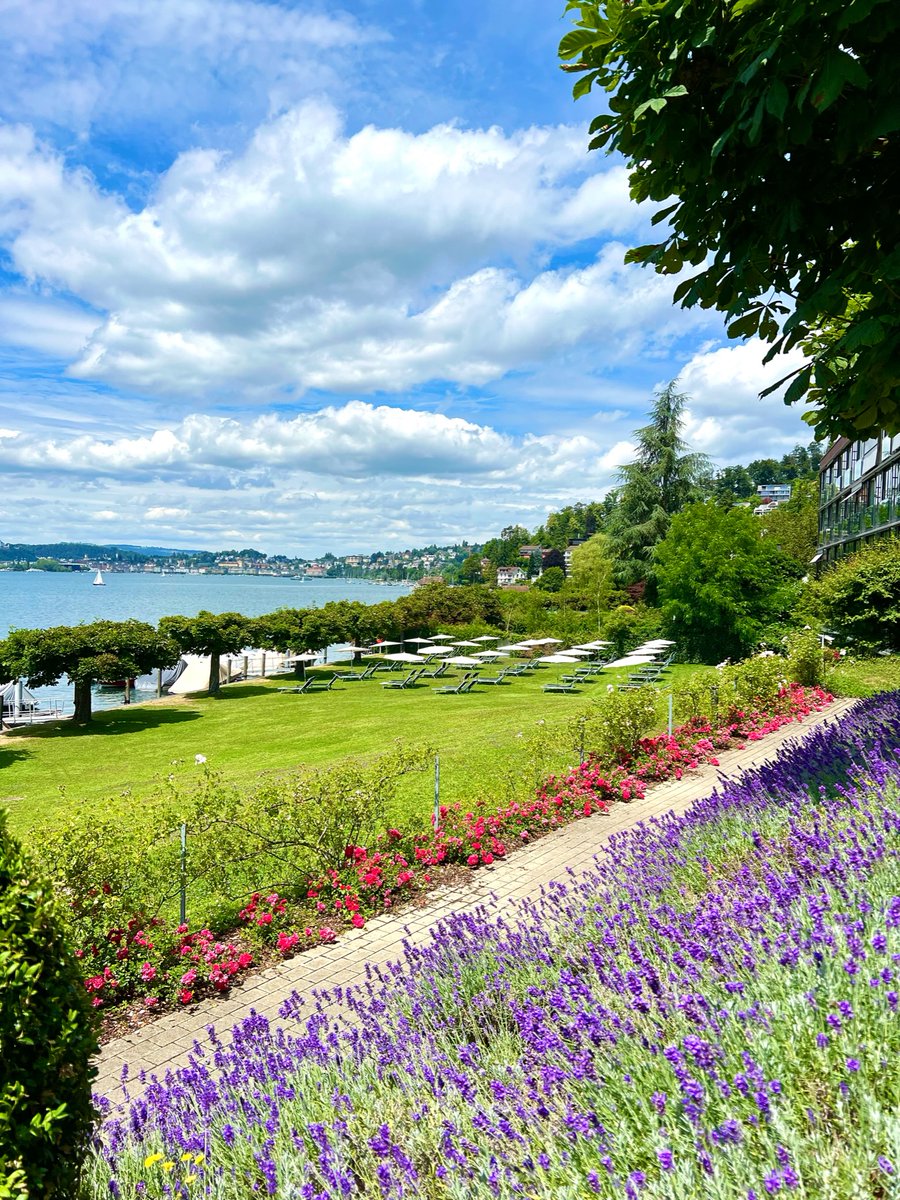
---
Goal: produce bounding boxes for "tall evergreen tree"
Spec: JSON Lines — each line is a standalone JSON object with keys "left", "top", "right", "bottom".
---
{"left": 608, "top": 383, "right": 710, "bottom": 589}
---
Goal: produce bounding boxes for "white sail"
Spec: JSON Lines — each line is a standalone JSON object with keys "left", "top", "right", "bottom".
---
{"left": 93, "top": 570, "right": 105, "bottom": 586}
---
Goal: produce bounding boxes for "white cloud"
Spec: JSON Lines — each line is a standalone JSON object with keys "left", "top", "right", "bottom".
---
{"left": 145, "top": 506, "right": 189, "bottom": 521}
{"left": 0, "top": 106, "right": 696, "bottom": 396}
{"left": 0, "top": 0, "right": 379, "bottom": 135}
{"left": 678, "top": 340, "right": 816, "bottom": 464}
{"left": 0, "top": 401, "right": 634, "bottom": 553}
{"left": 0, "top": 296, "right": 98, "bottom": 357}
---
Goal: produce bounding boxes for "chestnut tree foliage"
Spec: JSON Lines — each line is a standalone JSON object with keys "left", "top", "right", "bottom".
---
{"left": 560, "top": 0, "right": 900, "bottom": 439}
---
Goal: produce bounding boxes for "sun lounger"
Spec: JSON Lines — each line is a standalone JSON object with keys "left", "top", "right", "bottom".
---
{"left": 421, "top": 661, "right": 451, "bottom": 679}
{"left": 543, "top": 681, "right": 579, "bottom": 693}
{"left": 288, "top": 673, "right": 340, "bottom": 694}
{"left": 475, "top": 668, "right": 513, "bottom": 685}
{"left": 433, "top": 674, "right": 478, "bottom": 695}
{"left": 341, "top": 664, "right": 378, "bottom": 682}
{"left": 381, "top": 669, "right": 426, "bottom": 690}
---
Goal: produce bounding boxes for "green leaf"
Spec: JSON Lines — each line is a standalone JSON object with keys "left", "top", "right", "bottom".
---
{"left": 812, "top": 50, "right": 871, "bottom": 111}
{"left": 727, "top": 311, "right": 761, "bottom": 339}
{"left": 765, "top": 79, "right": 789, "bottom": 121}
{"left": 651, "top": 202, "right": 680, "bottom": 227}
{"left": 635, "top": 97, "right": 667, "bottom": 118}
{"left": 559, "top": 26, "right": 610, "bottom": 60}
{"left": 784, "top": 366, "right": 814, "bottom": 405}
{"left": 573, "top": 70, "right": 600, "bottom": 99}
{"left": 842, "top": 317, "right": 886, "bottom": 351}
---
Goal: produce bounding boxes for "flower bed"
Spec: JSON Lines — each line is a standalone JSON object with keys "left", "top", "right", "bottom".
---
{"left": 78, "top": 684, "right": 833, "bottom": 1019}
{"left": 85, "top": 690, "right": 900, "bottom": 1197}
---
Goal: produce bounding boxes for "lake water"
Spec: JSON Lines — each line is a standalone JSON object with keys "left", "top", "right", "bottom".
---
{"left": 0, "top": 573, "right": 412, "bottom": 714}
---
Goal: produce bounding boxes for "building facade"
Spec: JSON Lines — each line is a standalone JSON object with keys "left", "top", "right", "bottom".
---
{"left": 818, "top": 432, "right": 900, "bottom": 562}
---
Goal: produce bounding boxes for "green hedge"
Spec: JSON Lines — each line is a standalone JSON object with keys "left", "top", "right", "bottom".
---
{"left": 0, "top": 810, "right": 99, "bottom": 1198}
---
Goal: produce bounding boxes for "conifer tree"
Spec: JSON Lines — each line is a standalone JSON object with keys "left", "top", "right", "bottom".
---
{"left": 608, "top": 383, "right": 710, "bottom": 590}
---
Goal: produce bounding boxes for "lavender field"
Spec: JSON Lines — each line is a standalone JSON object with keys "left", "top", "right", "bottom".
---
{"left": 87, "top": 695, "right": 900, "bottom": 1198}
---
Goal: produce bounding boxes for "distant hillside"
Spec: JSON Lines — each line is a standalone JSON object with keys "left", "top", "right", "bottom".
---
{"left": 0, "top": 542, "right": 187, "bottom": 564}
{"left": 111, "top": 544, "right": 207, "bottom": 557}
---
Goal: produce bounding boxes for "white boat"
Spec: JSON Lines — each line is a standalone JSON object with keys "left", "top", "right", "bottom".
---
{"left": 93, "top": 570, "right": 105, "bottom": 586}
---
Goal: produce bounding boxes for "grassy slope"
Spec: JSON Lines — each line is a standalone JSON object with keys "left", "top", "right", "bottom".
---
{"left": 1, "top": 664, "right": 710, "bottom": 836}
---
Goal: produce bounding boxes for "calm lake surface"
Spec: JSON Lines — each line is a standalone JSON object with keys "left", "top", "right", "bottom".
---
{"left": 0, "top": 574, "right": 411, "bottom": 713}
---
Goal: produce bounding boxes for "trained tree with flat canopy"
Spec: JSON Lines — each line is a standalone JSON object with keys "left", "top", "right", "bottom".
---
{"left": 0, "top": 620, "right": 178, "bottom": 724}
{"left": 561, "top": 0, "right": 900, "bottom": 439}
{"left": 158, "top": 611, "right": 251, "bottom": 696}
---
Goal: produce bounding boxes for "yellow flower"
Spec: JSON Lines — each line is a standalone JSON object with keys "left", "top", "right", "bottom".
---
{"left": 143, "top": 1152, "right": 163, "bottom": 1168}
{"left": 184, "top": 1174, "right": 198, "bottom": 1184}
{"left": 162, "top": 1161, "right": 175, "bottom": 1172}
{"left": 193, "top": 1153, "right": 205, "bottom": 1165}
{"left": 181, "top": 1153, "right": 193, "bottom": 1162}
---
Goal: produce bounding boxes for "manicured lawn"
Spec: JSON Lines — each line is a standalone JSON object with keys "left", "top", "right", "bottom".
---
{"left": 0, "top": 663, "right": 710, "bottom": 835}
{"left": 829, "top": 653, "right": 900, "bottom": 697}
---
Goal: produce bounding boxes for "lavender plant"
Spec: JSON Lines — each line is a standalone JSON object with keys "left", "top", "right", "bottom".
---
{"left": 84, "top": 695, "right": 900, "bottom": 1198}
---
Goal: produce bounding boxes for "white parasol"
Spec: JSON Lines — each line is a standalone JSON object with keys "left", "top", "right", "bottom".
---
{"left": 607, "top": 655, "right": 657, "bottom": 668}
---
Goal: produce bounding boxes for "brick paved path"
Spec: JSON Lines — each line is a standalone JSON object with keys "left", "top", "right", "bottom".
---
{"left": 95, "top": 698, "right": 858, "bottom": 1103}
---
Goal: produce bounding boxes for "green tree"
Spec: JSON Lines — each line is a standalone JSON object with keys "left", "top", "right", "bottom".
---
{"left": 747, "top": 459, "right": 782, "bottom": 487}
{"left": 482, "top": 525, "right": 530, "bottom": 568}
{"left": 654, "top": 501, "right": 802, "bottom": 661}
{"left": 805, "top": 538, "right": 900, "bottom": 650}
{"left": 561, "top": 0, "right": 900, "bottom": 439}
{"left": 566, "top": 533, "right": 616, "bottom": 628}
{"left": 712, "top": 465, "right": 755, "bottom": 502}
{"left": 534, "top": 565, "right": 566, "bottom": 593}
{"left": 158, "top": 611, "right": 251, "bottom": 696}
{"left": 608, "top": 383, "right": 710, "bottom": 588}
{"left": 458, "top": 553, "right": 485, "bottom": 585}
{"left": 0, "top": 621, "right": 177, "bottom": 724}
{"left": 762, "top": 480, "right": 820, "bottom": 567}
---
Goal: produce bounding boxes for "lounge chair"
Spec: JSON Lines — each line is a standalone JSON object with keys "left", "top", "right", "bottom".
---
{"left": 290, "top": 673, "right": 340, "bottom": 694}
{"left": 543, "top": 680, "right": 579, "bottom": 693}
{"left": 341, "top": 663, "right": 378, "bottom": 682}
{"left": 475, "top": 668, "right": 513, "bottom": 685}
{"left": 561, "top": 670, "right": 599, "bottom": 683}
{"left": 381, "top": 669, "right": 426, "bottom": 690}
{"left": 421, "top": 661, "right": 451, "bottom": 679}
{"left": 433, "top": 674, "right": 478, "bottom": 695}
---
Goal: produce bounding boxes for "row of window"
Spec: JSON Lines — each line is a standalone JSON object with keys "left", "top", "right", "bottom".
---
{"left": 820, "top": 433, "right": 900, "bottom": 503}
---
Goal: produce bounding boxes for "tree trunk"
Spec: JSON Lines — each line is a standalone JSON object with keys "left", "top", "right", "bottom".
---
{"left": 73, "top": 679, "right": 93, "bottom": 724}
{"left": 208, "top": 651, "right": 221, "bottom": 695}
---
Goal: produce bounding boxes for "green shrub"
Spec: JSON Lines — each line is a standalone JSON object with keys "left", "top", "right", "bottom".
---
{"left": 579, "top": 687, "right": 661, "bottom": 759}
{"left": 785, "top": 628, "right": 829, "bottom": 688}
{"left": 0, "top": 810, "right": 98, "bottom": 1198}
{"left": 720, "top": 653, "right": 787, "bottom": 712}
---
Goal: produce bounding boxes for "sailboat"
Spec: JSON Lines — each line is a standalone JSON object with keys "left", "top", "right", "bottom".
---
{"left": 93, "top": 570, "right": 105, "bottom": 586}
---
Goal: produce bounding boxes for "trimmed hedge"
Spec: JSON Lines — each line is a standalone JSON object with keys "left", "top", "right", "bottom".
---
{"left": 0, "top": 809, "right": 98, "bottom": 1198}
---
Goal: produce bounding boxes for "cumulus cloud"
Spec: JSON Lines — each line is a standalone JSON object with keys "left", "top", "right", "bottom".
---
{"left": 0, "top": 106, "right": 686, "bottom": 395}
{"left": 678, "top": 340, "right": 816, "bottom": 464}
{"left": 0, "top": 401, "right": 633, "bottom": 552}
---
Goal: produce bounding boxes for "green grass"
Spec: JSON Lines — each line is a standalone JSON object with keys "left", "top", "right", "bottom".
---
{"left": 0, "top": 663, "right": 711, "bottom": 836}
{"left": 829, "top": 654, "right": 900, "bottom": 698}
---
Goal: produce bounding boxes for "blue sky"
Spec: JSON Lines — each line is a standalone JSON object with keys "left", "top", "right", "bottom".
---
{"left": 0, "top": 0, "right": 813, "bottom": 555}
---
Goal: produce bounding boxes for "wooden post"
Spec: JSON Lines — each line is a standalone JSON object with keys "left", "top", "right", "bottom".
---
{"left": 260, "top": 652, "right": 267, "bottom": 678}
{"left": 243, "top": 654, "right": 249, "bottom": 680}
{"left": 156, "top": 668, "right": 163, "bottom": 698}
